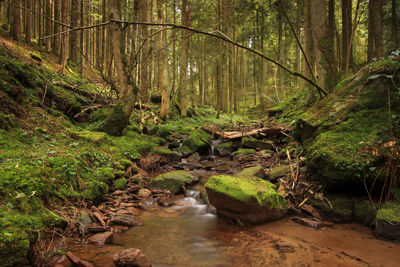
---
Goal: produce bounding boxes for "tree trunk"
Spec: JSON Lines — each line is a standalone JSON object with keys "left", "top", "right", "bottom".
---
{"left": 97, "top": 0, "right": 139, "bottom": 136}
{"left": 138, "top": 0, "right": 150, "bottom": 103}
{"left": 52, "top": 0, "right": 60, "bottom": 54}
{"left": 392, "top": 0, "right": 399, "bottom": 48}
{"left": 372, "top": 0, "right": 383, "bottom": 59}
{"left": 158, "top": 0, "right": 170, "bottom": 120}
{"left": 342, "top": 0, "right": 352, "bottom": 71}
{"left": 11, "top": 0, "right": 22, "bottom": 41}
{"left": 25, "top": 0, "right": 32, "bottom": 44}
{"left": 179, "top": 0, "right": 190, "bottom": 117}
{"left": 44, "top": 0, "right": 52, "bottom": 51}
{"left": 310, "top": 0, "right": 337, "bottom": 91}
{"left": 59, "top": 0, "right": 68, "bottom": 71}
{"left": 70, "top": 0, "right": 79, "bottom": 63}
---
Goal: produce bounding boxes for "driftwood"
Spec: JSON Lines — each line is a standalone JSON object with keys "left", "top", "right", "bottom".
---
{"left": 203, "top": 126, "right": 288, "bottom": 140}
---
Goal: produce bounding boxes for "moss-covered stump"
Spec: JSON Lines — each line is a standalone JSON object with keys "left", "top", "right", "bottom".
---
{"left": 71, "top": 131, "right": 107, "bottom": 144}
{"left": 354, "top": 200, "right": 377, "bottom": 226}
{"left": 310, "top": 195, "right": 354, "bottom": 222}
{"left": 150, "top": 170, "right": 194, "bottom": 194}
{"left": 239, "top": 165, "right": 265, "bottom": 179}
{"left": 181, "top": 129, "right": 210, "bottom": 154}
{"left": 205, "top": 174, "right": 288, "bottom": 225}
{"left": 375, "top": 202, "right": 400, "bottom": 242}
{"left": 241, "top": 137, "right": 274, "bottom": 150}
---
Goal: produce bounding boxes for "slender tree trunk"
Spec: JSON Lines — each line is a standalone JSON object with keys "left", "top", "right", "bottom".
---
{"left": 70, "top": 0, "right": 79, "bottom": 63}
{"left": 373, "top": 0, "right": 383, "bottom": 59}
{"left": 179, "top": 0, "right": 190, "bottom": 117}
{"left": 138, "top": 0, "right": 150, "bottom": 102}
{"left": 59, "top": 0, "right": 68, "bottom": 71}
{"left": 98, "top": 0, "right": 138, "bottom": 136}
{"left": 342, "top": 0, "right": 352, "bottom": 71}
{"left": 25, "top": 0, "right": 32, "bottom": 44}
{"left": 44, "top": 0, "right": 51, "bottom": 51}
{"left": 53, "top": 0, "right": 60, "bottom": 54}
{"left": 158, "top": 0, "right": 170, "bottom": 120}
{"left": 11, "top": 0, "right": 22, "bottom": 41}
{"left": 392, "top": 0, "right": 399, "bottom": 48}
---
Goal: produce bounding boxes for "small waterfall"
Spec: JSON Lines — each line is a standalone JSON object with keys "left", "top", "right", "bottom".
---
{"left": 210, "top": 139, "right": 222, "bottom": 158}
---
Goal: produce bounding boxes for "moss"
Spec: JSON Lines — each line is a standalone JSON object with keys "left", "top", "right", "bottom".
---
{"left": 0, "top": 112, "right": 15, "bottom": 130}
{"left": 232, "top": 149, "right": 256, "bottom": 156}
{"left": 114, "top": 178, "right": 127, "bottom": 190}
{"left": 114, "top": 170, "right": 125, "bottom": 178}
{"left": 71, "top": 131, "right": 108, "bottom": 144}
{"left": 29, "top": 52, "right": 43, "bottom": 62}
{"left": 152, "top": 147, "right": 181, "bottom": 162}
{"left": 268, "top": 165, "right": 291, "bottom": 179}
{"left": 392, "top": 189, "right": 400, "bottom": 202}
{"left": 238, "top": 166, "right": 265, "bottom": 179}
{"left": 150, "top": 170, "right": 194, "bottom": 194}
{"left": 310, "top": 195, "right": 354, "bottom": 221}
{"left": 354, "top": 200, "right": 377, "bottom": 226}
{"left": 182, "top": 129, "right": 210, "bottom": 153}
{"left": 84, "top": 181, "right": 109, "bottom": 199}
{"left": 96, "top": 103, "right": 129, "bottom": 136}
{"left": 100, "top": 167, "right": 114, "bottom": 183}
{"left": 205, "top": 175, "right": 287, "bottom": 210}
{"left": 119, "top": 159, "right": 132, "bottom": 169}
{"left": 376, "top": 202, "right": 400, "bottom": 224}
{"left": 216, "top": 141, "right": 233, "bottom": 150}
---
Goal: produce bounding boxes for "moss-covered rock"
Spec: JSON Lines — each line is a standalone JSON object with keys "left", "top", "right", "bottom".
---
{"left": 375, "top": 201, "right": 400, "bottom": 241}
{"left": 150, "top": 170, "right": 194, "bottom": 194}
{"left": 239, "top": 165, "right": 265, "bottom": 179}
{"left": 242, "top": 137, "right": 274, "bottom": 150}
{"left": 182, "top": 129, "right": 210, "bottom": 154}
{"left": 354, "top": 200, "right": 377, "bottom": 226}
{"left": 215, "top": 141, "right": 234, "bottom": 156}
{"left": 153, "top": 147, "right": 181, "bottom": 162}
{"left": 114, "top": 178, "right": 127, "bottom": 190}
{"left": 268, "top": 165, "right": 291, "bottom": 179}
{"left": 232, "top": 148, "right": 256, "bottom": 156}
{"left": 71, "top": 131, "right": 108, "bottom": 144}
{"left": 205, "top": 174, "right": 287, "bottom": 224}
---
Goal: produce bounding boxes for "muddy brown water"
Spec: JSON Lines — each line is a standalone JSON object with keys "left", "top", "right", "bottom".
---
{"left": 69, "top": 190, "right": 400, "bottom": 267}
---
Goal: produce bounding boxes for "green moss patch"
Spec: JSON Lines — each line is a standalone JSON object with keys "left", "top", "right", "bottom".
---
{"left": 150, "top": 170, "right": 194, "bottom": 194}
{"left": 232, "top": 148, "right": 256, "bottom": 156}
{"left": 205, "top": 175, "right": 287, "bottom": 209}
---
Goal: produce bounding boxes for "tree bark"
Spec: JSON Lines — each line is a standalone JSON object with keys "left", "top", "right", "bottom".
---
{"left": 342, "top": 0, "right": 352, "bottom": 71}
{"left": 25, "top": 0, "right": 32, "bottom": 44}
{"left": 97, "top": 0, "right": 139, "bottom": 136}
{"left": 44, "top": 0, "right": 52, "bottom": 51}
{"left": 11, "top": 0, "right": 22, "bottom": 41}
{"left": 137, "top": 0, "right": 150, "bottom": 103}
{"left": 392, "top": 0, "right": 399, "bottom": 48}
{"left": 70, "top": 0, "right": 79, "bottom": 63}
{"left": 59, "top": 0, "right": 68, "bottom": 71}
{"left": 52, "top": 0, "right": 60, "bottom": 54}
{"left": 179, "top": 0, "right": 190, "bottom": 117}
{"left": 158, "top": 0, "right": 170, "bottom": 120}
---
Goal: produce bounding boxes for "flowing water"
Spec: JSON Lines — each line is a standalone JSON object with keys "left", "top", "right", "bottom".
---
{"left": 69, "top": 190, "right": 400, "bottom": 267}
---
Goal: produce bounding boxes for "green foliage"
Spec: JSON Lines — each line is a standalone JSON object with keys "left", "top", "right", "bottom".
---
{"left": 376, "top": 202, "right": 400, "bottom": 224}
{"left": 114, "top": 178, "right": 127, "bottom": 190}
{"left": 232, "top": 148, "right": 256, "bottom": 156}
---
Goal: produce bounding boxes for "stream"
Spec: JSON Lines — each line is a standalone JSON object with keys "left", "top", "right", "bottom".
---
{"left": 68, "top": 140, "right": 400, "bottom": 266}
{"left": 69, "top": 188, "right": 400, "bottom": 266}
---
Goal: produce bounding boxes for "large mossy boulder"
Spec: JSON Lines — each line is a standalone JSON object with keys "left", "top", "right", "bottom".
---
{"left": 205, "top": 172, "right": 288, "bottom": 225}
{"left": 153, "top": 147, "right": 181, "bottom": 162}
{"left": 268, "top": 165, "right": 291, "bottom": 180}
{"left": 150, "top": 170, "right": 194, "bottom": 194}
{"left": 215, "top": 141, "right": 234, "bottom": 156}
{"left": 241, "top": 137, "right": 274, "bottom": 150}
{"left": 181, "top": 129, "right": 210, "bottom": 154}
{"left": 375, "top": 201, "right": 400, "bottom": 242}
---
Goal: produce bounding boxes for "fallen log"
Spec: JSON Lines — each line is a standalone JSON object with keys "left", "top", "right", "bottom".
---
{"left": 203, "top": 126, "right": 288, "bottom": 140}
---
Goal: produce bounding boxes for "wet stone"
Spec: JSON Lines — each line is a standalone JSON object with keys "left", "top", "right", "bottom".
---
{"left": 138, "top": 189, "right": 152, "bottom": 198}
{"left": 111, "top": 213, "right": 143, "bottom": 226}
{"left": 112, "top": 248, "right": 152, "bottom": 267}
{"left": 88, "top": 231, "right": 113, "bottom": 246}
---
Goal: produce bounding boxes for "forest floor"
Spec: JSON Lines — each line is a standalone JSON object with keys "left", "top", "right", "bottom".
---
{"left": 1, "top": 35, "right": 400, "bottom": 266}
